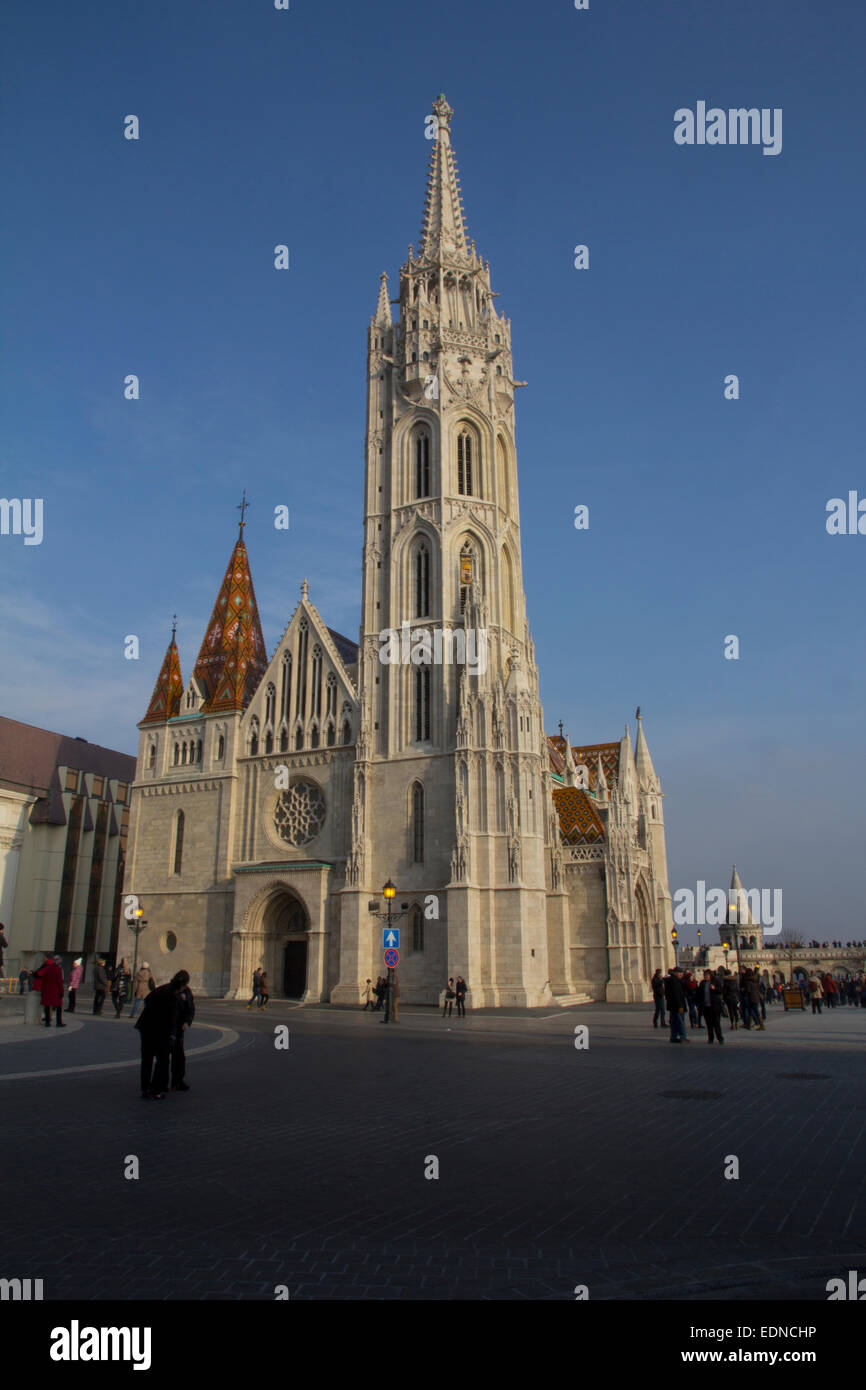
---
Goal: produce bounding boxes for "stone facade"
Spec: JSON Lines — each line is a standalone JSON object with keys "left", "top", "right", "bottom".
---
{"left": 124, "top": 95, "right": 675, "bottom": 1007}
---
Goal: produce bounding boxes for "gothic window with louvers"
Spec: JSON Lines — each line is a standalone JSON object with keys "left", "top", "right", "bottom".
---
{"left": 274, "top": 778, "right": 326, "bottom": 847}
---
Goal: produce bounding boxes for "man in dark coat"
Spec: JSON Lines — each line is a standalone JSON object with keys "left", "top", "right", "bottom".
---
{"left": 170, "top": 973, "right": 195, "bottom": 1092}
{"left": 135, "top": 971, "right": 188, "bottom": 1099}
{"left": 455, "top": 976, "right": 468, "bottom": 1017}
{"left": 664, "top": 966, "right": 687, "bottom": 1043}
{"left": 92, "top": 958, "right": 108, "bottom": 1014}
{"left": 32, "top": 950, "right": 66, "bottom": 1027}
{"left": 700, "top": 969, "right": 725, "bottom": 1044}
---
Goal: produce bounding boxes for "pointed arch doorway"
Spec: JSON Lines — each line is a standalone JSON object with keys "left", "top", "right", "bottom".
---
{"left": 263, "top": 891, "right": 309, "bottom": 1000}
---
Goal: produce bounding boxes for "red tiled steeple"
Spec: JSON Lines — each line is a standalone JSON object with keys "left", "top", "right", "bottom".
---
{"left": 193, "top": 521, "right": 267, "bottom": 714}
{"left": 141, "top": 625, "right": 184, "bottom": 726}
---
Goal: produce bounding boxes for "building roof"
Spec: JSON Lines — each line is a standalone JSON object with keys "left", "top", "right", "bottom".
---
{"left": 0, "top": 715, "right": 136, "bottom": 827}
{"left": 551, "top": 786, "right": 605, "bottom": 845}
{"left": 547, "top": 736, "right": 619, "bottom": 790}
{"left": 141, "top": 630, "right": 184, "bottom": 725}
{"left": 326, "top": 627, "right": 359, "bottom": 667}
{"left": 192, "top": 530, "right": 268, "bottom": 713}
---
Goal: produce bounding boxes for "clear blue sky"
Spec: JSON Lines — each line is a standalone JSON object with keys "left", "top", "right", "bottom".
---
{"left": 2, "top": 0, "right": 864, "bottom": 940}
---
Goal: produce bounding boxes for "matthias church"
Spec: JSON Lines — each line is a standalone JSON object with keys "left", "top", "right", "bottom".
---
{"left": 126, "top": 96, "right": 674, "bottom": 1006}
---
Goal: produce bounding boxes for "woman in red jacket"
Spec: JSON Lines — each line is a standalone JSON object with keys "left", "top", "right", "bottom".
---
{"left": 32, "top": 950, "right": 66, "bottom": 1028}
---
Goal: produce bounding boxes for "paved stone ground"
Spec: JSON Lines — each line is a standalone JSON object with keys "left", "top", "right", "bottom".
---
{"left": 1, "top": 998, "right": 864, "bottom": 1299}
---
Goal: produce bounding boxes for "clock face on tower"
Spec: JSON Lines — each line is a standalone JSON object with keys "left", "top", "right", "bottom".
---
{"left": 273, "top": 778, "right": 326, "bottom": 847}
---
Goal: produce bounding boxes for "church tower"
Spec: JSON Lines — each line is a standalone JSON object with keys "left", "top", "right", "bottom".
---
{"left": 333, "top": 94, "right": 553, "bottom": 1006}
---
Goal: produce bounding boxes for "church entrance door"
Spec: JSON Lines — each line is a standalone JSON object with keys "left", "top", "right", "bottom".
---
{"left": 283, "top": 941, "right": 307, "bottom": 999}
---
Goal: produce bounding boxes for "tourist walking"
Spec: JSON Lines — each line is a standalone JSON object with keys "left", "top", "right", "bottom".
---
{"left": 807, "top": 974, "right": 824, "bottom": 1014}
{"left": 664, "top": 966, "right": 687, "bottom": 1043}
{"left": 131, "top": 962, "right": 154, "bottom": 1018}
{"left": 442, "top": 978, "right": 455, "bottom": 1018}
{"left": 455, "top": 976, "right": 467, "bottom": 1017}
{"left": 67, "top": 958, "right": 83, "bottom": 1013}
{"left": 651, "top": 968, "right": 666, "bottom": 1027}
{"left": 700, "top": 970, "right": 724, "bottom": 1045}
{"left": 684, "top": 971, "right": 699, "bottom": 1029}
{"left": 823, "top": 974, "right": 838, "bottom": 1009}
{"left": 362, "top": 978, "right": 375, "bottom": 1011}
{"left": 722, "top": 973, "right": 740, "bottom": 1029}
{"left": 170, "top": 972, "right": 195, "bottom": 1091}
{"left": 110, "top": 958, "right": 131, "bottom": 1017}
{"left": 135, "top": 971, "right": 188, "bottom": 1099}
{"left": 92, "top": 957, "right": 108, "bottom": 1014}
{"left": 259, "top": 971, "right": 270, "bottom": 1009}
{"left": 32, "top": 950, "right": 66, "bottom": 1028}
{"left": 246, "top": 967, "right": 263, "bottom": 1010}
{"left": 373, "top": 976, "right": 386, "bottom": 1011}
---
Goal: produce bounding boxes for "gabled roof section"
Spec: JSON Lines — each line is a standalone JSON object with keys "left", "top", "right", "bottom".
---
{"left": 193, "top": 531, "right": 268, "bottom": 714}
{"left": 552, "top": 787, "right": 605, "bottom": 845}
{"left": 326, "top": 626, "right": 359, "bottom": 670}
{"left": 141, "top": 630, "right": 184, "bottom": 726}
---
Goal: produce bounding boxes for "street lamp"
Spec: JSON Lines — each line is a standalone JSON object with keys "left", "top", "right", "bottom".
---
{"left": 697, "top": 928, "right": 702, "bottom": 965}
{"left": 671, "top": 928, "right": 678, "bottom": 968}
{"left": 722, "top": 940, "right": 730, "bottom": 972}
{"left": 128, "top": 907, "right": 148, "bottom": 1011}
{"left": 382, "top": 880, "right": 396, "bottom": 1023}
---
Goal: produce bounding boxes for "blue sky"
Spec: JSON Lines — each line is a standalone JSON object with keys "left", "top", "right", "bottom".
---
{"left": 2, "top": 0, "right": 864, "bottom": 940}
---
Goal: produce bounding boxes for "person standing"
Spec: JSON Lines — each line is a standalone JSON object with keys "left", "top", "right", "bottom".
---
{"left": 131, "top": 962, "right": 154, "bottom": 1018}
{"left": 807, "top": 974, "right": 823, "bottom": 1014}
{"left": 651, "top": 968, "right": 666, "bottom": 1028}
{"left": 92, "top": 958, "right": 108, "bottom": 1014}
{"left": 135, "top": 972, "right": 187, "bottom": 1099}
{"left": 246, "top": 967, "right": 263, "bottom": 1010}
{"left": 664, "top": 966, "right": 687, "bottom": 1043}
{"left": 110, "top": 958, "right": 131, "bottom": 1017}
{"left": 373, "top": 976, "right": 385, "bottom": 1011}
{"left": 67, "top": 958, "right": 83, "bottom": 1013}
{"left": 170, "top": 972, "right": 195, "bottom": 1092}
{"left": 442, "top": 978, "right": 455, "bottom": 1018}
{"left": 700, "top": 970, "right": 724, "bottom": 1045}
{"left": 742, "top": 970, "right": 765, "bottom": 1030}
{"left": 362, "top": 978, "right": 375, "bottom": 1011}
{"left": 455, "top": 976, "right": 467, "bottom": 1018}
{"left": 32, "top": 950, "right": 66, "bottom": 1028}
{"left": 722, "top": 973, "right": 740, "bottom": 1029}
{"left": 0, "top": 923, "right": 8, "bottom": 977}
{"left": 18, "top": 968, "right": 29, "bottom": 995}
{"left": 823, "top": 974, "right": 838, "bottom": 1009}
{"left": 683, "top": 971, "right": 699, "bottom": 1030}
{"left": 259, "top": 971, "right": 270, "bottom": 1009}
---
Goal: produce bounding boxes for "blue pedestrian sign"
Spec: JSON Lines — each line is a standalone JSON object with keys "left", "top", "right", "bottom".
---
{"left": 382, "top": 927, "right": 400, "bottom": 949}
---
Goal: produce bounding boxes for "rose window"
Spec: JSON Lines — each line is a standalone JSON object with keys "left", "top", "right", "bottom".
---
{"left": 274, "top": 779, "right": 326, "bottom": 846}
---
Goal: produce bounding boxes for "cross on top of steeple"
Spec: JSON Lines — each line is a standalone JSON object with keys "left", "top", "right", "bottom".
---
{"left": 237, "top": 490, "right": 250, "bottom": 532}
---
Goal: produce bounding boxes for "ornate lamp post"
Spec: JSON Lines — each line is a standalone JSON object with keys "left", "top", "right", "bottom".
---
{"left": 671, "top": 927, "right": 678, "bottom": 968}
{"left": 369, "top": 879, "right": 410, "bottom": 1025}
{"left": 128, "top": 906, "right": 148, "bottom": 1011}
{"left": 697, "top": 928, "right": 702, "bottom": 966}
{"left": 722, "top": 940, "right": 730, "bottom": 972}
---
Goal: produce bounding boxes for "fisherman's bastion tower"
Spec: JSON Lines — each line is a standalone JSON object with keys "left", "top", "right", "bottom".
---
{"left": 124, "top": 96, "right": 675, "bottom": 1006}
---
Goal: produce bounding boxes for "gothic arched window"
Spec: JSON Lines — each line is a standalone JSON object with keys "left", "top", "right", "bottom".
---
{"left": 311, "top": 645, "right": 323, "bottom": 719}
{"left": 196, "top": 739, "right": 202, "bottom": 763}
{"left": 411, "top": 781, "right": 424, "bottom": 863}
{"left": 216, "top": 734, "right": 225, "bottom": 760}
{"left": 147, "top": 743, "right": 156, "bottom": 770}
{"left": 296, "top": 622, "right": 308, "bottom": 720}
{"left": 265, "top": 731, "right": 273, "bottom": 755}
{"left": 411, "top": 902, "right": 425, "bottom": 953}
{"left": 173, "top": 744, "right": 180, "bottom": 766}
{"left": 249, "top": 720, "right": 259, "bottom": 757}
{"left": 310, "top": 724, "right": 320, "bottom": 749}
{"left": 457, "top": 429, "right": 474, "bottom": 496}
{"left": 173, "top": 810, "right": 185, "bottom": 875}
{"left": 326, "top": 672, "right": 337, "bottom": 719}
{"left": 326, "top": 722, "right": 335, "bottom": 747}
{"left": 414, "top": 543, "right": 430, "bottom": 618}
{"left": 342, "top": 719, "right": 352, "bottom": 745}
{"left": 265, "top": 683, "right": 276, "bottom": 726}
{"left": 295, "top": 726, "right": 304, "bottom": 751}
{"left": 415, "top": 430, "right": 431, "bottom": 498}
{"left": 415, "top": 667, "right": 431, "bottom": 742}
{"left": 281, "top": 653, "right": 292, "bottom": 721}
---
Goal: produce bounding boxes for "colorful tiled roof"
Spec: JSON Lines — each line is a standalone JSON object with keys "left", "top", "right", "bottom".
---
{"left": 193, "top": 534, "right": 268, "bottom": 713}
{"left": 547, "top": 736, "right": 619, "bottom": 790}
{"left": 141, "top": 635, "right": 184, "bottom": 726}
{"left": 552, "top": 786, "right": 605, "bottom": 845}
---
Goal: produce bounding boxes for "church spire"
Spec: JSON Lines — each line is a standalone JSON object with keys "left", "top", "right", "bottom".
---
{"left": 192, "top": 513, "right": 267, "bottom": 714}
{"left": 140, "top": 619, "right": 184, "bottom": 725}
{"left": 419, "top": 94, "right": 469, "bottom": 261}
{"left": 374, "top": 271, "right": 392, "bottom": 326}
{"left": 634, "top": 710, "right": 660, "bottom": 789}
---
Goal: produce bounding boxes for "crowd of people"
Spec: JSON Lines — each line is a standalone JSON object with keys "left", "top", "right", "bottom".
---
{"left": 652, "top": 963, "right": 866, "bottom": 1044}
